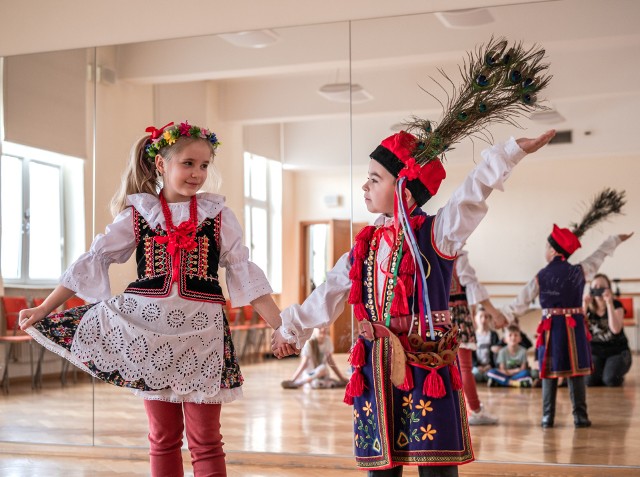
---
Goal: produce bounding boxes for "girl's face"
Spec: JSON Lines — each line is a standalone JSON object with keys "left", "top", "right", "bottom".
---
{"left": 156, "top": 140, "right": 212, "bottom": 202}
{"left": 362, "top": 159, "right": 396, "bottom": 215}
{"left": 475, "top": 310, "right": 491, "bottom": 329}
{"left": 590, "top": 276, "right": 610, "bottom": 301}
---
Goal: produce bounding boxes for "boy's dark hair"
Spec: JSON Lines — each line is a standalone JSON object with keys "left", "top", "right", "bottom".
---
{"left": 506, "top": 323, "right": 520, "bottom": 334}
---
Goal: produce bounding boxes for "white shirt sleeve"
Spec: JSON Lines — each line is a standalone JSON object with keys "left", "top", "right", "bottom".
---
{"left": 59, "top": 208, "right": 136, "bottom": 302}
{"left": 433, "top": 137, "right": 527, "bottom": 256}
{"left": 580, "top": 235, "right": 623, "bottom": 281}
{"left": 501, "top": 277, "right": 540, "bottom": 323}
{"left": 280, "top": 252, "right": 352, "bottom": 349}
{"left": 219, "top": 207, "right": 273, "bottom": 307}
{"left": 456, "top": 250, "right": 490, "bottom": 305}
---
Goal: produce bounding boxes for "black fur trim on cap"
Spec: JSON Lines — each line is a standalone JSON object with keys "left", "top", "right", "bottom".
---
{"left": 369, "top": 145, "right": 432, "bottom": 207}
{"left": 547, "top": 235, "right": 570, "bottom": 259}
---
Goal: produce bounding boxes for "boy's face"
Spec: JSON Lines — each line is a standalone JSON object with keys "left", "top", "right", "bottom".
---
{"left": 362, "top": 159, "right": 396, "bottom": 215}
{"left": 506, "top": 331, "right": 521, "bottom": 346}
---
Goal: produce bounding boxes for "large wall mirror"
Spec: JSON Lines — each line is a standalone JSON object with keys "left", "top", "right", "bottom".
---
{"left": 1, "top": 0, "right": 639, "bottom": 471}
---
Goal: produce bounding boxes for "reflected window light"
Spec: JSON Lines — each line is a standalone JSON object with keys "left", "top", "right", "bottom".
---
{"left": 243, "top": 152, "right": 282, "bottom": 292}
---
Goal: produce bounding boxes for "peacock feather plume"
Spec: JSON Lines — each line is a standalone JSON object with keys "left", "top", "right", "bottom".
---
{"left": 404, "top": 37, "right": 552, "bottom": 164}
{"left": 570, "top": 188, "right": 626, "bottom": 238}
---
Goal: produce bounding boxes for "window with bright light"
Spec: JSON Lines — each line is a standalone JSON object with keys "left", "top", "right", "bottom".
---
{"left": 244, "top": 152, "right": 282, "bottom": 293}
{"left": 1, "top": 142, "right": 83, "bottom": 285}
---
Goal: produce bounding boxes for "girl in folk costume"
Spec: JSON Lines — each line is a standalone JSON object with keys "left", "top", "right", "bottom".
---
{"left": 449, "top": 250, "right": 505, "bottom": 425}
{"left": 501, "top": 188, "right": 632, "bottom": 428}
{"left": 273, "top": 39, "right": 555, "bottom": 476}
{"left": 19, "top": 121, "right": 288, "bottom": 477}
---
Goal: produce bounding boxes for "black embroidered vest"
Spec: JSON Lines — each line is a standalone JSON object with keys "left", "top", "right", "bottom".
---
{"left": 123, "top": 208, "right": 225, "bottom": 303}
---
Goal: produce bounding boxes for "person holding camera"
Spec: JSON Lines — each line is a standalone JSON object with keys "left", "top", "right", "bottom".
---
{"left": 584, "top": 273, "right": 632, "bottom": 387}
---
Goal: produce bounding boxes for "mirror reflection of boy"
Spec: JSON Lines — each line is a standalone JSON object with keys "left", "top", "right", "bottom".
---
{"left": 501, "top": 189, "right": 632, "bottom": 428}
{"left": 486, "top": 324, "right": 533, "bottom": 387}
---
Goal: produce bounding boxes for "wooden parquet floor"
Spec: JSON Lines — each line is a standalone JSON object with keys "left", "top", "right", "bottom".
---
{"left": 1, "top": 353, "right": 639, "bottom": 476}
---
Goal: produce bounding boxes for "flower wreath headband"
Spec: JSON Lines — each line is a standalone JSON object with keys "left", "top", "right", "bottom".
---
{"left": 143, "top": 121, "right": 221, "bottom": 161}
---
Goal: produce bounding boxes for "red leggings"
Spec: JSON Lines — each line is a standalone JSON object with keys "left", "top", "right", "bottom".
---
{"left": 144, "top": 400, "right": 226, "bottom": 477}
{"left": 458, "top": 348, "right": 481, "bottom": 412}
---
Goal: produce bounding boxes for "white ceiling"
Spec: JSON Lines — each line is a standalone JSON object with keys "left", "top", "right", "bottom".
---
{"left": 2, "top": 0, "right": 639, "bottom": 168}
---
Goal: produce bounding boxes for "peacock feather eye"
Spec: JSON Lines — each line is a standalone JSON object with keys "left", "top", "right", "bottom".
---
{"left": 475, "top": 74, "right": 490, "bottom": 88}
{"left": 522, "top": 93, "right": 536, "bottom": 105}
{"left": 477, "top": 103, "right": 488, "bottom": 113}
{"left": 522, "top": 78, "right": 535, "bottom": 91}
{"left": 417, "top": 142, "right": 426, "bottom": 150}
{"left": 457, "top": 111, "right": 469, "bottom": 121}
{"left": 509, "top": 69, "right": 522, "bottom": 84}
{"left": 424, "top": 122, "right": 432, "bottom": 133}
{"left": 485, "top": 53, "right": 498, "bottom": 67}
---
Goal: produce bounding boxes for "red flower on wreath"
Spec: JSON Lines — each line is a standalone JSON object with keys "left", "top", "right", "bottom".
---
{"left": 179, "top": 121, "right": 192, "bottom": 136}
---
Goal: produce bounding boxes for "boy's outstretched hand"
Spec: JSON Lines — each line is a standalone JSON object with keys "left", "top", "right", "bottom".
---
{"left": 516, "top": 129, "right": 556, "bottom": 154}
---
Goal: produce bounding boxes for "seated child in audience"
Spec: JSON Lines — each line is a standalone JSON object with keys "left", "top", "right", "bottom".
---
{"left": 472, "top": 306, "right": 501, "bottom": 383}
{"left": 281, "top": 327, "right": 348, "bottom": 389}
{"left": 487, "top": 324, "right": 533, "bottom": 387}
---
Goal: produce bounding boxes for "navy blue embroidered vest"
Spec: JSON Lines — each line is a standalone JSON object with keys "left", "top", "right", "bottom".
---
{"left": 448, "top": 257, "right": 467, "bottom": 306}
{"left": 537, "top": 256, "right": 584, "bottom": 309}
{"left": 124, "top": 208, "right": 225, "bottom": 303}
{"left": 357, "top": 212, "right": 455, "bottom": 322}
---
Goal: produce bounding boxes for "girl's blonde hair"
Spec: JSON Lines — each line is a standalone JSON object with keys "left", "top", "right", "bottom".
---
{"left": 109, "top": 134, "right": 218, "bottom": 217}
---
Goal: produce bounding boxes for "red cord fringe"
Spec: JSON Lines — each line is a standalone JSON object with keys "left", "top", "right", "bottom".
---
{"left": 424, "top": 368, "right": 446, "bottom": 398}
{"left": 348, "top": 338, "right": 365, "bottom": 367}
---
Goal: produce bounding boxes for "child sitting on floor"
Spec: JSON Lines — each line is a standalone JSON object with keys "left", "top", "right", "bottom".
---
{"left": 487, "top": 324, "right": 533, "bottom": 387}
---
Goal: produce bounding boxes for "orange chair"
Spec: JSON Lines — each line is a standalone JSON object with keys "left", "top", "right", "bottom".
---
{"left": 0, "top": 296, "right": 36, "bottom": 393}
{"left": 64, "top": 296, "right": 86, "bottom": 309}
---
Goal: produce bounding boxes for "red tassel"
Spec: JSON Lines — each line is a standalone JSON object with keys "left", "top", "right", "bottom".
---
{"left": 348, "top": 283, "right": 362, "bottom": 305}
{"left": 536, "top": 332, "right": 544, "bottom": 348}
{"left": 349, "top": 262, "right": 362, "bottom": 281}
{"left": 355, "top": 225, "right": 375, "bottom": 242}
{"left": 353, "top": 239, "right": 367, "bottom": 260}
{"left": 543, "top": 319, "right": 552, "bottom": 332}
{"left": 354, "top": 303, "right": 368, "bottom": 321}
{"left": 410, "top": 215, "right": 426, "bottom": 230}
{"left": 348, "top": 338, "right": 366, "bottom": 367}
{"left": 389, "top": 293, "right": 409, "bottom": 316}
{"left": 400, "top": 274, "right": 414, "bottom": 296}
{"left": 343, "top": 393, "right": 354, "bottom": 405}
{"left": 424, "top": 368, "right": 446, "bottom": 399}
{"left": 566, "top": 314, "right": 576, "bottom": 328}
{"left": 398, "top": 364, "right": 414, "bottom": 391}
{"left": 449, "top": 364, "right": 462, "bottom": 391}
{"left": 346, "top": 367, "right": 365, "bottom": 397}
{"left": 398, "top": 253, "right": 416, "bottom": 275}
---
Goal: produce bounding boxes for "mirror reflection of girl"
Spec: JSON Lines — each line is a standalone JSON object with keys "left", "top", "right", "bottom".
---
{"left": 472, "top": 306, "right": 501, "bottom": 383}
{"left": 584, "top": 273, "right": 632, "bottom": 387}
{"left": 281, "top": 327, "right": 349, "bottom": 389}
{"left": 18, "top": 121, "right": 290, "bottom": 477}
{"left": 450, "top": 251, "right": 503, "bottom": 425}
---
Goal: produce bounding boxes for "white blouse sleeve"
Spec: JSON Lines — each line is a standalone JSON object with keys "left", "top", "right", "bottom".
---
{"left": 433, "top": 137, "right": 527, "bottom": 256}
{"left": 280, "top": 252, "right": 352, "bottom": 349}
{"left": 219, "top": 207, "right": 273, "bottom": 306}
{"left": 500, "top": 277, "right": 540, "bottom": 323}
{"left": 456, "top": 250, "right": 490, "bottom": 305}
{"left": 59, "top": 208, "right": 136, "bottom": 302}
{"left": 580, "top": 235, "right": 622, "bottom": 281}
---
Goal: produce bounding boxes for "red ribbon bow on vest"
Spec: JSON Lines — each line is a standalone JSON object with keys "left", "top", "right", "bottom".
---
{"left": 154, "top": 221, "right": 197, "bottom": 255}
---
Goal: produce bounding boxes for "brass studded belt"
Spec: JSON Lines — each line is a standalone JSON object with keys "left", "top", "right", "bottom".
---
{"left": 542, "top": 307, "right": 583, "bottom": 316}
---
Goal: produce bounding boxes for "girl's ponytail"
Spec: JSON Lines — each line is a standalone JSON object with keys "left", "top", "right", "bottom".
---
{"left": 109, "top": 135, "right": 160, "bottom": 217}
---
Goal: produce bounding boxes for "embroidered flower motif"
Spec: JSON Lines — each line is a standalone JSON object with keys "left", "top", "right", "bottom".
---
{"left": 354, "top": 434, "right": 359, "bottom": 448}
{"left": 416, "top": 399, "right": 433, "bottom": 416}
{"left": 362, "top": 401, "right": 373, "bottom": 417}
{"left": 353, "top": 409, "right": 360, "bottom": 422}
{"left": 420, "top": 424, "right": 437, "bottom": 441}
{"left": 398, "top": 157, "right": 421, "bottom": 181}
{"left": 402, "top": 394, "right": 413, "bottom": 409}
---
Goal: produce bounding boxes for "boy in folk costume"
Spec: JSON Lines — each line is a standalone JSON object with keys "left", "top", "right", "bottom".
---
{"left": 273, "top": 39, "right": 554, "bottom": 476}
{"left": 501, "top": 189, "right": 632, "bottom": 428}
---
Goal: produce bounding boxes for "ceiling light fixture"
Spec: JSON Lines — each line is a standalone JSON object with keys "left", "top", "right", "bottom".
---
{"left": 217, "top": 29, "right": 280, "bottom": 48}
{"left": 317, "top": 83, "right": 373, "bottom": 103}
{"left": 530, "top": 109, "right": 566, "bottom": 124}
{"left": 435, "top": 8, "right": 494, "bottom": 29}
